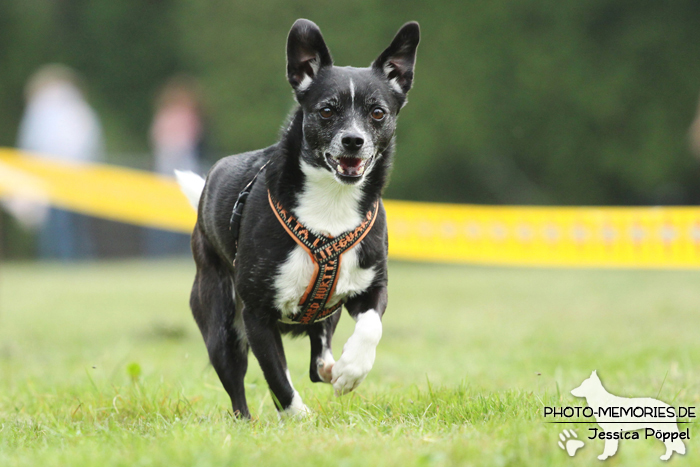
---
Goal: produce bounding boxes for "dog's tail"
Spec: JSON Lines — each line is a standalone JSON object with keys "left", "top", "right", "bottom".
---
{"left": 175, "top": 170, "right": 205, "bottom": 210}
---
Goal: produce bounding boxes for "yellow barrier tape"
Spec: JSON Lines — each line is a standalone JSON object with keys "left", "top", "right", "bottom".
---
{"left": 383, "top": 200, "right": 700, "bottom": 269}
{"left": 0, "top": 148, "right": 195, "bottom": 232}
{"left": 2, "top": 148, "right": 700, "bottom": 268}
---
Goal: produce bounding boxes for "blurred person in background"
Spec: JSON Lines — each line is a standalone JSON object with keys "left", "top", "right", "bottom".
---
{"left": 145, "top": 74, "right": 205, "bottom": 256}
{"left": 15, "top": 64, "right": 104, "bottom": 260}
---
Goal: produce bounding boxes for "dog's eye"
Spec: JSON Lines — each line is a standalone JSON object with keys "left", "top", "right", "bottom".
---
{"left": 371, "top": 107, "right": 385, "bottom": 121}
{"left": 319, "top": 107, "right": 333, "bottom": 119}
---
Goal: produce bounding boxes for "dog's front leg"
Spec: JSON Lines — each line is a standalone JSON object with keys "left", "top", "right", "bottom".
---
{"left": 243, "top": 308, "right": 309, "bottom": 417}
{"left": 332, "top": 285, "right": 387, "bottom": 396}
{"left": 308, "top": 311, "right": 341, "bottom": 383}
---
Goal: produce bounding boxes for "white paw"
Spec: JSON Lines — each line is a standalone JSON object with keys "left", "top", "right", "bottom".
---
{"left": 331, "top": 310, "right": 382, "bottom": 396}
{"left": 279, "top": 391, "right": 311, "bottom": 419}
{"left": 331, "top": 346, "right": 375, "bottom": 396}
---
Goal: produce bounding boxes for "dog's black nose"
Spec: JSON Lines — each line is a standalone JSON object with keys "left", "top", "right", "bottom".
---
{"left": 341, "top": 134, "right": 364, "bottom": 151}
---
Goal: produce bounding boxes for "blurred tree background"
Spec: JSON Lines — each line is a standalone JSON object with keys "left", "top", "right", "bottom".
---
{"left": 2, "top": 0, "right": 700, "bottom": 206}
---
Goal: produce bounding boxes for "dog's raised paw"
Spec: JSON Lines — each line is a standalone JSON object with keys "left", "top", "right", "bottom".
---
{"left": 557, "top": 429, "right": 584, "bottom": 457}
{"left": 331, "top": 370, "right": 366, "bottom": 396}
{"left": 331, "top": 349, "right": 374, "bottom": 396}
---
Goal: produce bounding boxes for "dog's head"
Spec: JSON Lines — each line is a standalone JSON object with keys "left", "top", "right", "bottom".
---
{"left": 286, "top": 19, "right": 420, "bottom": 185}
{"left": 570, "top": 370, "right": 602, "bottom": 398}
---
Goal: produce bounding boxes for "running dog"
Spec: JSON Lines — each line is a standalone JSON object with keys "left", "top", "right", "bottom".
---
{"left": 176, "top": 19, "right": 419, "bottom": 418}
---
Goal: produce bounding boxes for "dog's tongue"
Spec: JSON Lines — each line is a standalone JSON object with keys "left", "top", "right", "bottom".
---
{"left": 339, "top": 157, "right": 363, "bottom": 176}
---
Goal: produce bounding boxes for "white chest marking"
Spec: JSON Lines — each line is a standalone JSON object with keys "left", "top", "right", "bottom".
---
{"left": 295, "top": 162, "right": 364, "bottom": 236}
{"left": 274, "top": 161, "right": 375, "bottom": 318}
{"left": 274, "top": 245, "right": 376, "bottom": 318}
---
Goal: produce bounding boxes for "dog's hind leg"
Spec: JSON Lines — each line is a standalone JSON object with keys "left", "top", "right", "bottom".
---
{"left": 243, "top": 310, "right": 309, "bottom": 418}
{"left": 190, "top": 225, "right": 250, "bottom": 418}
{"left": 308, "top": 311, "right": 341, "bottom": 383}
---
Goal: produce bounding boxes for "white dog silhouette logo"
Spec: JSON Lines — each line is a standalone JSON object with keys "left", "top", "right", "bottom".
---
{"left": 571, "top": 371, "right": 686, "bottom": 461}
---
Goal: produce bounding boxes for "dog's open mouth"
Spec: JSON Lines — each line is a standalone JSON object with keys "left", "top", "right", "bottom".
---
{"left": 325, "top": 154, "right": 373, "bottom": 178}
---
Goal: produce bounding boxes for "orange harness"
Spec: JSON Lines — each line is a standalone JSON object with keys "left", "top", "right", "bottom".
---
{"left": 268, "top": 191, "right": 379, "bottom": 324}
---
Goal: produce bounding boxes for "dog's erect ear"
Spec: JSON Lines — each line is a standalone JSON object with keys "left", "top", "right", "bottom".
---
{"left": 287, "top": 19, "right": 333, "bottom": 93}
{"left": 372, "top": 22, "right": 420, "bottom": 96}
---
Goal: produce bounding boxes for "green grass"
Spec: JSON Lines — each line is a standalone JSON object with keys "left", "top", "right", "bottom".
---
{"left": 1, "top": 259, "right": 699, "bottom": 466}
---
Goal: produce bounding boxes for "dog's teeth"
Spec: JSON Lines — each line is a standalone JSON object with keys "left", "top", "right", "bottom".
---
{"left": 337, "top": 166, "right": 345, "bottom": 174}
{"left": 358, "top": 166, "right": 365, "bottom": 175}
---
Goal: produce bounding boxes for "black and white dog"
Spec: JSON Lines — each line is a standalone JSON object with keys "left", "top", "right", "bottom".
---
{"left": 176, "top": 19, "right": 419, "bottom": 418}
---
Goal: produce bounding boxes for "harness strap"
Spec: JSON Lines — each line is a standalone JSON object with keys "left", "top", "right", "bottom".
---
{"left": 228, "top": 160, "right": 270, "bottom": 263}
{"left": 268, "top": 190, "right": 379, "bottom": 324}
